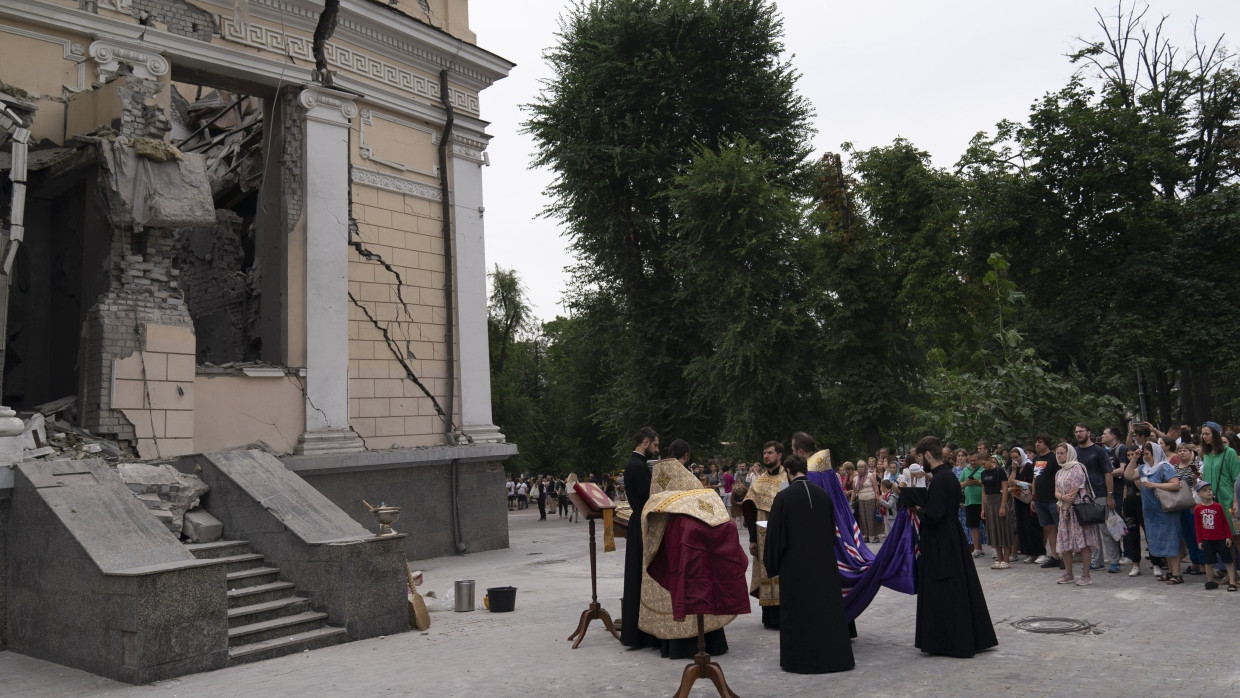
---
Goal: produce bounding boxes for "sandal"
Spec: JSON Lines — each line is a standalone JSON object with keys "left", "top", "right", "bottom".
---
{"left": 1229, "top": 584, "right": 1238, "bottom": 592}
{"left": 1165, "top": 575, "right": 1184, "bottom": 585}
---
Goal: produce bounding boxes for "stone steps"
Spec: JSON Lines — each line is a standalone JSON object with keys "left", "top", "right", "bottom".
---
{"left": 217, "top": 552, "right": 267, "bottom": 574}
{"left": 185, "top": 540, "right": 252, "bottom": 559}
{"left": 227, "top": 596, "right": 313, "bottom": 628}
{"left": 227, "top": 611, "right": 331, "bottom": 645}
{"left": 225, "top": 566, "right": 281, "bottom": 589}
{"left": 184, "top": 538, "right": 348, "bottom": 666}
{"left": 227, "top": 581, "right": 298, "bottom": 608}
{"left": 226, "top": 626, "right": 350, "bottom": 665}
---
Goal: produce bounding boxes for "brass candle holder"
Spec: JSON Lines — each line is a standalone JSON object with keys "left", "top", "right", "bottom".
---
{"left": 363, "top": 500, "right": 401, "bottom": 536}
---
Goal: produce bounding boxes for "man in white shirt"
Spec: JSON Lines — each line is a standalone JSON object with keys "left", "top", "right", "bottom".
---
{"left": 505, "top": 478, "right": 516, "bottom": 510}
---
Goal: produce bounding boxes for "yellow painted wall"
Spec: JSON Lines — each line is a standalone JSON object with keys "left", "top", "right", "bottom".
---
{"left": 194, "top": 374, "right": 306, "bottom": 454}
{"left": 0, "top": 18, "right": 90, "bottom": 144}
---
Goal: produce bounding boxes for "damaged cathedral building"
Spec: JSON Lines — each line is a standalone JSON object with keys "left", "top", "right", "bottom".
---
{"left": 0, "top": 0, "right": 515, "bottom": 682}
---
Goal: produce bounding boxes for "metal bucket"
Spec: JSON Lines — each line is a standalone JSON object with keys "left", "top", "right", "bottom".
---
{"left": 454, "top": 579, "right": 475, "bottom": 612}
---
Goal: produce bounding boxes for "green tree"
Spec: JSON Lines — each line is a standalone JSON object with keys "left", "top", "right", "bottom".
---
{"left": 525, "top": 0, "right": 815, "bottom": 452}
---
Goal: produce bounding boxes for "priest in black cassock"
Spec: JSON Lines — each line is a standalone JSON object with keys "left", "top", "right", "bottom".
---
{"left": 620, "top": 427, "right": 661, "bottom": 649}
{"left": 763, "top": 454, "right": 855, "bottom": 674}
{"left": 911, "top": 435, "right": 998, "bottom": 658}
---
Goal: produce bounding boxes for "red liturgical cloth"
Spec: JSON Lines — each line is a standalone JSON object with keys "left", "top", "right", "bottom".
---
{"left": 647, "top": 514, "right": 751, "bottom": 621}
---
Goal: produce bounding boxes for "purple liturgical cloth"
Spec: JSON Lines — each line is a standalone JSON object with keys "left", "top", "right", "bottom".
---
{"left": 806, "top": 471, "right": 919, "bottom": 621}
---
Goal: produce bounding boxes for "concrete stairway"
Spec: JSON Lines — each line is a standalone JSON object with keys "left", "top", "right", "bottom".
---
{"left": 185, "top": 540, "right": 348, "bottom": 664}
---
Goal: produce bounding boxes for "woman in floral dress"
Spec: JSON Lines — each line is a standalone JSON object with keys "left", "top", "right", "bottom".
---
{"left": 1054, "top": 443, "right": 1097, "bottom": 586}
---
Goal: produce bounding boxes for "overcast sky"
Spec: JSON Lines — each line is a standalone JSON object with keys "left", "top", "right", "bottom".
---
{"left": 470, "top": 0, "right": 1240, "bottom": 322}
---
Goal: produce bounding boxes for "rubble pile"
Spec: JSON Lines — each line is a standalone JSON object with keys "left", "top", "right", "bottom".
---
{"left": 1, "top": 396, "right": 126, "bottom": 465}
{"left": 116, "top": 462, "right": 209, "bottom": 537}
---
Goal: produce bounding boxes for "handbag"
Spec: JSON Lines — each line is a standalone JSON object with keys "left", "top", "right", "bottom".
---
{"left": 1154, "top": 477, "right": 1195, "bottom": 513}
{"left": 1073, "top": 493, "right": 1107, "bottom": 525}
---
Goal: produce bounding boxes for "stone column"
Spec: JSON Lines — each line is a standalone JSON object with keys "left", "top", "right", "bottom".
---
{"left": 295, "top": 86, "right": 364, "bottom": 455}
{"left": 449, "top": 134, "right": 504, "bottom": 444}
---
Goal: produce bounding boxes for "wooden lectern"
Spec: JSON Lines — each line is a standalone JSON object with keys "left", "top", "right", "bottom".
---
{"left": 673, "top": 614, "right": 740, "bottom": 698}
{"left": 566, "top": 491, "right": 621, "bottom": 649}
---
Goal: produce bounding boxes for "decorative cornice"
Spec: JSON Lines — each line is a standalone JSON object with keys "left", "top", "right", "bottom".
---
{"left": 299, "top": 85, "right": 358, "bottom": 124}
{"left": 450, "top": 132, "right": 490, "bottom": 165}
{"left": 89, "top": 36, "right": 168, "bottom": 83}
{"left": 218, "top": 15, "right": 480, "bottom": 116}
{"left": 351, "top": 166, "right": 444, "bottom": 203}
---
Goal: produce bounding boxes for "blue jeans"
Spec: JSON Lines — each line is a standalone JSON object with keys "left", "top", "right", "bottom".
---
{"left": 1178, "top": 508, "right": 1204, "bottom": 566}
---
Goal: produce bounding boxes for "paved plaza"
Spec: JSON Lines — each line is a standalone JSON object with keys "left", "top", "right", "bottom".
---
{"left": 3, "top": 506, "right": 1237, "bottom": 697}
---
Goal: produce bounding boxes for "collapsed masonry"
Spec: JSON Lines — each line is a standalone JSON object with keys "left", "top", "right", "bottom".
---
{"left": 2, "top": 60, "right": 282, "bottom": 458}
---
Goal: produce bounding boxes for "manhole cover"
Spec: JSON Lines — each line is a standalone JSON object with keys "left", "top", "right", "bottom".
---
{"left": 1011, "top": 617, "right": 1093, "bottom": 633}
{"left": 530, "top": 558, "right": 568, "bottom": 566}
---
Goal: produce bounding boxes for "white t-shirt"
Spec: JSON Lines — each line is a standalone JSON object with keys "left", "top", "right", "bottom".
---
{"left": 517, "top": 483, "right": 528, "bottom": 496}
{"left": 898, "top": 465, "right": 929, "bottom": 488}
{"left": 505, "top": 480, "right": 515, "bottom": 496}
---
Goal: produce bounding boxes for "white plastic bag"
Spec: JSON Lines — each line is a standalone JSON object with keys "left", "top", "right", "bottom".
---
{"left": 1105, "top": 508, "right": 1127, "bottom": 541}
{"left": 423, "top": 589, "right": 455, "bottom": 612}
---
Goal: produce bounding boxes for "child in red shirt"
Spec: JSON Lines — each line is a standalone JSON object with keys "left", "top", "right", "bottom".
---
{"left": 1193, "top": 481, "right": 1237, "bottom": 591}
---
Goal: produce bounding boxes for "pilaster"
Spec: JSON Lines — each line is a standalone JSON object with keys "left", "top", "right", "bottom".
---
{"left": 449, "top": 133, "right": 504, "bottom": 444}
{"left": 295, "top": 85, "right": 364, "bottom": 455}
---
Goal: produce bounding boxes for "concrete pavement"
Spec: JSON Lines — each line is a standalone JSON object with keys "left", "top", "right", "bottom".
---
{"left": 2, "top": 505, "right": 1237, "bottom": 697}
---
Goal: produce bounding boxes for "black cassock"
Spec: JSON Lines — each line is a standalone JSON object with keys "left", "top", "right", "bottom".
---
{"left": 763, "top": 476, "right": 855, "bottom": 674}
{"left": 621, "top": 451, "right": 659, "bottom": 649}
{"left": 915, "top": 462, "right": 998, "bottom": 658}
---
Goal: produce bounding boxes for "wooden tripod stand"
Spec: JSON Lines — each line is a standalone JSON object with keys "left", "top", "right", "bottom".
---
{"left": 566, "top": 495, "right": 620, "bottom": 649}
{"left": 673, "top": 614, "right": 740, "bottom": 698}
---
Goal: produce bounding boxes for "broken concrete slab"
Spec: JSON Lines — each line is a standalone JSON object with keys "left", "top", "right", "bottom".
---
{"left": 98, "top": 141, "right": 215, "bottom": 229}
{"left": 182, "top": 508, "right": 223, "bottom": 543}
{"left": 116, "top": 462, "right": 208, "bottom": 536}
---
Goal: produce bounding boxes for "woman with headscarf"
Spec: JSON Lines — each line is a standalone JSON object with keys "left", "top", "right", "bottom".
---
{"left": 1125, "top": 441, "right": 1186, "bottom": 584}
{"left": 1010, "top": 447, "right": 1044, "bottom": 564}
{"left": 1054, "top": 443, "right": 1098, "bottom": 585}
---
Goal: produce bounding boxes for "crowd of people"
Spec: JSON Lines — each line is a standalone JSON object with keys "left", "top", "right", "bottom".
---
{"left": 504, "top": 473, "right": 618, "bottom": 521}
{"left": 868, "top": 421, "right": 1240, "bottom": 590}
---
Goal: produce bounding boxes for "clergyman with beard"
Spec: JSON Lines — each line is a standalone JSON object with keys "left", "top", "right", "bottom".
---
{"left": 621, "top": 427, "right": 661, "bottom": 649}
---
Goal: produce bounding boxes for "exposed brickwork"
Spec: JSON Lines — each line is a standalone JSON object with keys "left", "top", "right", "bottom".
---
{"left": 81, "top": 223, "right": 193, "bottom": 448}
{"left": 132, "top": 0, "right": 217, "bottom": 42}
{"left": 173, "top": 210, "right": 260, "bottom": 363}
{"left": 116, "top": 74, "right": 170, "bottom": 139}
{"left": 281, "top": 89, "right": 305, "bottom": 234}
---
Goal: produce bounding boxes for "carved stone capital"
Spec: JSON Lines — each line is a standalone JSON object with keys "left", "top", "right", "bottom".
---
{"left": 89, "top": 38, "right": 168, "bottom": 84}
{"left": 299, "top": 86, "right": 359, "bottom": 125}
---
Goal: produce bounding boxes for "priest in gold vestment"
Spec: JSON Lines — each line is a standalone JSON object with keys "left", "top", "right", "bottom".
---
{"left": 742, "top": 440, "right": 788, "bottom": 629}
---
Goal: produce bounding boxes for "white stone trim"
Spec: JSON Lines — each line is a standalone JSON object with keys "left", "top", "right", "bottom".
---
{"left": 358, "top": 109, "right": 440, "bottom": 176}
{"left": 298, "top": 85, "right": 360, "bottom": 452}
{"left": 0, "top": 24, "right": 87, "bottom": 96}
{"left": 350, "top": 166, "right": 443, "bottom": 203}
{"left": 89, "top": 37, "right": 169, "bottom": 84}
{"left": 449, "top": 151, "right": 503, "bottom": 443}
{"left": 299, "top": 85, "right": 359, "bottom": 124}
{"left": 450, "top": 133, "right": 489, "bottom": 166}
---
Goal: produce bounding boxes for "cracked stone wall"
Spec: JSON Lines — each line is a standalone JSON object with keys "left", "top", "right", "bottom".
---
{"left": 347, "top": 184, "right": 455, "bottom": 449}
